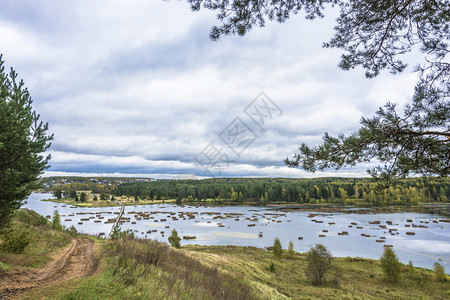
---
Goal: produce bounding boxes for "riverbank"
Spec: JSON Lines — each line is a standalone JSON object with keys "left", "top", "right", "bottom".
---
{"left": 41, "top": 197, "right": 450, "bottom": 216}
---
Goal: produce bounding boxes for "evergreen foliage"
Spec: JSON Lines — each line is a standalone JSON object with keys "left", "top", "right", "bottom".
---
{"left": 272, "top": 237, "right": 283, "bottom": 258}
{"left": 114, "top": 177, "right": 449, "bottom": 206}
{"left": 0, "top": 55, "right": 52, "bottom": 227}
{"left": 182, "top": 0, "right": 449, "bottom": 181}
{"left": 168, "top": 229, "right": 181, "bottom": 249}
{"left": 51, "top": 210, "right": 63, "bottom": 231}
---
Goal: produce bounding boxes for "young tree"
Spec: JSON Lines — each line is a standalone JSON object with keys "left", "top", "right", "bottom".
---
{"left": 51, "top": 210, "right": 63, "bottom": 231}
{"left": 168, "top": 229, "right": 181, "bottom": 249}
{"left": 79, "top": 192, "right": 87, "bottom": 203}
{"left": 380, "top": 246, "right": 401, "bottom": 282}
{"left": 306, "top": 244, "right": 333, "bottom": 286}
{"left": 407, "top": 260, "right": 415, "bottom": 276}
{"left": 433, "top": 262, "right": 446, "bottom": 281}
{"left": 0, "top": 55, "right": 53, "bottom": 228}
{"left": 181, "top": 1, "right": 449, "bottom": 182}
{"left": 176, "top": 195, "right": 182, "bottom": 205}
{"left": 287, "top": 241, "right": 295, "bottom": 258}
{"left": 53, "top": 190, "right": 62, "bottom": 199}
{"left": 272, "top": 237, "right": 283, "bottom": 258}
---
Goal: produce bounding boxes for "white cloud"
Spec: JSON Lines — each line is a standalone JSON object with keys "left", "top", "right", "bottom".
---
{"left": 0, "top": 1, "right": 420, "bottom": 178}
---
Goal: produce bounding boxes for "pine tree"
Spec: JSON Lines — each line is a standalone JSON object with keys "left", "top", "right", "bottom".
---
{"left": 168, "top": 229, "right": 181, "bottom": 249}
{"left": 183, "top": 1, "right": 450, "bottom": 182}
{"left": 272, "top": 237, "right": 282, "bottom": 258}
{"left": 51, "top": 210, "right": 63, "bottom": 231}
{"left": 0, "top": 55, "right": 52, "bottom": 228}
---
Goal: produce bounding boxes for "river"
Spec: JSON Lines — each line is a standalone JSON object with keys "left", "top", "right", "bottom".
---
{"left": 24, "top": 193, "right": 450, "bottom": 272}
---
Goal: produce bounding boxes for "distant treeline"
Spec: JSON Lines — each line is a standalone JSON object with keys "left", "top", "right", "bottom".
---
{"left": 114, "top": 177, "right": 449, "bottom": 205}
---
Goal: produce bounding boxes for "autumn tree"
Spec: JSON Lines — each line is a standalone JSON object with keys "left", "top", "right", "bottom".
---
{"left": 380, "top": 246, "right": 401, "bottom": 282}
{"left": 0, "top": 55, "right": 53, "bottom": 228}
{"left": 183, "top": 0, "right": 449, "bottom": 182}
{"left": 306, "top": 244, "right": 333, "bottom": 286}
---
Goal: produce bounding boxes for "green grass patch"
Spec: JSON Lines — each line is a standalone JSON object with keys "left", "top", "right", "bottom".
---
{"left": 0, "top": 209, "right": 73, "bottom": 268}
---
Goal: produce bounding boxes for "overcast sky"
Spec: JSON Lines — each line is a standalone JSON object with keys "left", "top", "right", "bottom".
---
{"left": 1, "top": 0, "right": 420, "bottom": 178}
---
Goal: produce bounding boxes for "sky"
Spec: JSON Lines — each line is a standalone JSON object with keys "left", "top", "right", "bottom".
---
{"left": 0, "top": 0, "right": 420, "bottom": 179}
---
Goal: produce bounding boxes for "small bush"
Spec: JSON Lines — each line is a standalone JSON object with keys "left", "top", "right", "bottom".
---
{"left": 380, "top": 247, "right": 401, "bottom": 282}
{"left": 110, "top": 225, "right": 134, "bottom": 240}
{"left": 269, "top": 261, "right": 275, "bottom": 272}
{"left": 65, "top": 225, "right": 78, "bottom": 237}
{"left": 168, "top": 229, "right": 181, "bottom": 249}
{"left": 0, "top": 227, "right": 30, "bottom": 254}
{"left": 0, "top": 262, "right": 10, "bottom": 271}
{"left": 273, "top": 237, "right": 283, "bottom": 258}
{"left": 433, "top": 262, "right": 446, "bottom": 281}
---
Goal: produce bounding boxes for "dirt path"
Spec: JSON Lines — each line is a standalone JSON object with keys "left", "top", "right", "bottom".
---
{"left": 0, "top": 237, "right": 98, "bottom": 299}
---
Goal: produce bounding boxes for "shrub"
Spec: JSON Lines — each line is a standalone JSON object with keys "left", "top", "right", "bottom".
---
{"left": 0, "top": 261, "right": 10, "bottom": 271}
{"left": 380, "top": 247, "right": 401, "bottom": 282}
{"left": 110, "top": 225, "right": 134, "bottom": 240}
{"left": 13, "top": 209, "right": 48, "bottom": 227}
{"left": 168, "top": 229, "right": 181, "bottom": 249}
{"left": 433, "top": 262, "right": 446, "bottom": 281}
{"left": 306, "top": 244, "right": 333, "bottom": 286}
{"left": 269, "top": 261, "right": 275, "bottom": 272}
{"left": 0, "top": 227, "right": 30, "bottom": 254}
{"left": 66, "top": 225, "right": 78, "bottom": 237}
{"left": 272, "top": 237, "right": 283, "bottom": 258}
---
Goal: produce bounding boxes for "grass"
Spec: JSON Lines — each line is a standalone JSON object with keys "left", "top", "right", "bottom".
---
{"left": 22, "top": 240, "right": 450, "bottom": 300}
{"left": 184, "top": 245, "right": 450, "bottom": 299}
{"left": 3, "top": 208, "right": 449, "bottom": 299}
{"left": 25, "top": 236, "right": 257, "bottom": 300}
{"left": 0, "top": 209, "right": 73, "bottom": 268}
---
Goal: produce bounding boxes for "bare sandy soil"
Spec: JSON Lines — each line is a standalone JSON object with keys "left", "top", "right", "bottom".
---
{"left": 0, "top": 237, "right": 98, "bottom": 299}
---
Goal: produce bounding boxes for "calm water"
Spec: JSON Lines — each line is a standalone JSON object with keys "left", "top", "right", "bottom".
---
{"left": 24, "top": 193, "right": 450, "bottom": 272}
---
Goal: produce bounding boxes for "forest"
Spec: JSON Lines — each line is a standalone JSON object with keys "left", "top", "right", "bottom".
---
{"left": 113, "top": 177, "right": 449, "bottom": 206}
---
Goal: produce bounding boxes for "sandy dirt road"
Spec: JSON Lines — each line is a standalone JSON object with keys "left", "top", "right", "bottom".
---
{"left": 0, "top": 237, "right": 98, "bottom": 299}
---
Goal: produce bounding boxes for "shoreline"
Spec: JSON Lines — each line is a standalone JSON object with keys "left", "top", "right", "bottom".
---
{"left": 40, "top": 197, "right": 450, "bottom": 216}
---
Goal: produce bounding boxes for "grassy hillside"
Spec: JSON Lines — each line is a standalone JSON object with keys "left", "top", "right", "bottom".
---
{"left": 24, "top": 240, "right": 450, "bottom": 300}
{"left": 0, "top": 209, "right": 74, "bottom": 269}
{"left": 2, "top": 210, "right": 448, "bottom": 299}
